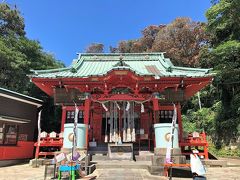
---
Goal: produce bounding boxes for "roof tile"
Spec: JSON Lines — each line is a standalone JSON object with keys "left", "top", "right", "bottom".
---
{"left": 30, "top": 53, "right": 212, "bottom": 78}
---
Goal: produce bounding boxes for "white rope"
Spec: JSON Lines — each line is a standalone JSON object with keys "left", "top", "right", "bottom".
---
{"left": 90, "top": 94, "right": 153, "bottom": 106}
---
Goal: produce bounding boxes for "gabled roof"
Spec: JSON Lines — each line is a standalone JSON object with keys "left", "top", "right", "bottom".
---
{"left": 0, "top": 87, "right": 43, "bottom": 107}
{"left": 30, "top": 53, "right": 212, "bottom": 78}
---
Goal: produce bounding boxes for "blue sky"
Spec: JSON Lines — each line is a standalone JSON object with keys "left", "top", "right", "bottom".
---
{"left": 7, "top": 0, "right": 211, "bottom": 66}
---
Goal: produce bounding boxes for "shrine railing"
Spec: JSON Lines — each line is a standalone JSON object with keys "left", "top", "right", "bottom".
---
{"left": 179, "top": 132, "right": 209, "bottom": 159}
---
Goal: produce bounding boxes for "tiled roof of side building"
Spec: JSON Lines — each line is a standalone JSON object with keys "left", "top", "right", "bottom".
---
{"left": 30, "top": 53, "right": 213, "bottom": 78}
{"left": 0, "top": 87, "right": 43, "bottom": 107}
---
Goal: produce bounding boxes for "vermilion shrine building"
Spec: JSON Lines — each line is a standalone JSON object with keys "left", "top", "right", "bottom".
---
{"left": 30, "top": 53, "right": 213, "bottom": 159}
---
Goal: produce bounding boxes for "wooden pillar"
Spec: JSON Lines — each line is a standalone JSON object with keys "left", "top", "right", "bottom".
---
{"left": 177, "top": 103, "right": 183, "bottom": 142}
{"left": 61, "top": 106, "right": 67, "bottom": 132}
{"left": 84, "top": 98, "right": 91, "bottom": 149}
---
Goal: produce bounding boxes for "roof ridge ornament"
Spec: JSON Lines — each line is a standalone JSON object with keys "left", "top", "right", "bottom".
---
{"left": 160, "top": 52, "right": 166, "bottom": 59}
{"left": 145, "top": 55, "right": 150, "bottom": 60}
{"left": 119, "top": 54, "right": 124, "bottom": 66}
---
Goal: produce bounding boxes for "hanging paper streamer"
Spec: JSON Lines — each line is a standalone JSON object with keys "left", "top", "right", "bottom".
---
{"left": 123, "top": 128, "right": 126, "bottom": 142}
{"left": 115, "top": 102, "right": 120, "bottom": 110}
{"left": 141, "top": 103, "right": 144, "bottom": 113}
{"left": 165, "top": 104, "right": 177, "bottom": 164}
{"left": 126, "top": 101, "right": 130, "bottom": 111}
{"left": 118, "top": 132, "right": 122, "bottom": 144}
{"left": 102, "top": 103, "right": 108, "bottom": 112}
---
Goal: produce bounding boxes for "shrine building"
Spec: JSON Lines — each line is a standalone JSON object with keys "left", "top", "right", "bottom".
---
{"left": 30, "top": 53, "right": 213, "bottom": 159}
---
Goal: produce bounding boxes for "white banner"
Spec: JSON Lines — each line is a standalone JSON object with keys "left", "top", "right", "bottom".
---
{"left": 165, "top": 104, "right": 177, "bottom": 163}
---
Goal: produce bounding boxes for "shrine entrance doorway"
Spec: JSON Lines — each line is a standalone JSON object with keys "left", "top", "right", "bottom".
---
{"left": 89, "top": 100, "right": 154, "bottom": 152}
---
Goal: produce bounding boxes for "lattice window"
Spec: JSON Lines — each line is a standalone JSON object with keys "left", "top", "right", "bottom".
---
{"left": 66, "top": 110, "right": 84, "bottom": 123}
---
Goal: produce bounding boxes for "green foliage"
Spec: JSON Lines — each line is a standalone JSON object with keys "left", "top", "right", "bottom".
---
{"left": 206, "top": 0, "right": 240, "bottom": 46}
{"left": 0, "top": 3, "right": 25, "bottom": 36}
{"left": 0, "top": 3, "right": 64, "bottom": 133}
{"left": 209, "top": 141, "right": 240, "bottom": 157}
{"left": 202, "top": 0, "right": 240, "bottom": 149}
{"left": 0, "top": 35, "right": 64, "bottom": 93}
{"left": 182, "top": 102, "right": 220, "bottom": 137}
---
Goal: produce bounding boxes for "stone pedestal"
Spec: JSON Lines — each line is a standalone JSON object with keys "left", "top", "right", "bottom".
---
{"left": 151, "top": 155, "right": 186, "bottom": 165}
{"left": 152, "top": 148, "right": 186, "bottom": 165}
{"left": 149, "top": 147, "right": 187, "bottom": 175}
{"left": 154, "top": 148, "right": 182, "bottom": 156}
{"left": 108, "top": 143, "right": 133, "bottom": 160}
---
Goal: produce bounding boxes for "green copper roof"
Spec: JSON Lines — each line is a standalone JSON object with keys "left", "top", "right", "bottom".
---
{"left": 30, "top": 53, "right": 212, "bottom": 78}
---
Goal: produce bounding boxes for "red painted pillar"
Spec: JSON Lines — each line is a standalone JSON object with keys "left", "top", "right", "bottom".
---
{"left": 84, "top": 98, "right": 91, "bottom": 149}
{"left": 152, "top": 98, "right": 159, "bottom": 124}
{"left": 152, "top": 98, "right": 159, "bottom": 148}
{"left": 152, "top": 98, "right": 159, "bottom": 111}
{"left": 35, "top": 145, "right": 39, "bottom": 158}
{"left": 61, "top": 106, "right": 67, "bottom": 132}
{"left": 177, "top": 103, "right": 183, "bottom": 142}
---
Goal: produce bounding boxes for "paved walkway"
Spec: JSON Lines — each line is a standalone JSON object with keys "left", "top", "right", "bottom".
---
{"left": 1, "top": 161, "right": 240, "bottom": 180}
{"left": 92, "top": 167, "right": 240, "bottom": 180}
{"left": 91, "top": 168, "right": 165, "bottom": 180}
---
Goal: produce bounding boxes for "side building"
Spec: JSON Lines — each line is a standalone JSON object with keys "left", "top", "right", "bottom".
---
{"left": 0, "top": 87, "right": 42, "bottom": 166}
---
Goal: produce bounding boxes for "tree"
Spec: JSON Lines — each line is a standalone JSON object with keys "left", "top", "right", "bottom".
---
{"left": 152, "top": 18, "right": 208, "bottom": 67}
{"left": 203, "top": 0, "right": 240, "bottom": 146}
{"left": 0, "top": 3, "right": 25, "bottom": 36}
{"left": 117, "top": 40, "right": 145, "bottom": 53}
{"left": 0, "top": 36, "right": 64, "bottom": 94}
{"left": 0, "top": 3, "right": 64, "bottom": 133}
{"left": 206, "top": 0, "right": 240, "bottom": 46}
{"left": 85, "top": 43, "right": 104, "bottom": 53}
{"left": 113, "top": 18, "right": 208, "bottom": 67}
{"left": 109, "top": 46, "right": 119, "bottom": 53}
{"left": 141, "top": 25, "right": 164, "bottom": 51}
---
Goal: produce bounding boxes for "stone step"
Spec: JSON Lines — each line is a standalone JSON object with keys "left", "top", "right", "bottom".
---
{"left": 91, "top": 155, "right": 109, "bottom": 161}
{"left": 202, "top": 159, "right": 227, "bottom": 167}
{"left": 148, "top": 165, "right": 192, "bottom": 177}
{"left": 135, "top": 155, "right": 153, "bottom": 161}
{"left": 91, "top": 154, "right": 153, "bottom": 161}
{"left": 95, "top": 160, "right": 151, "bottom": 170}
